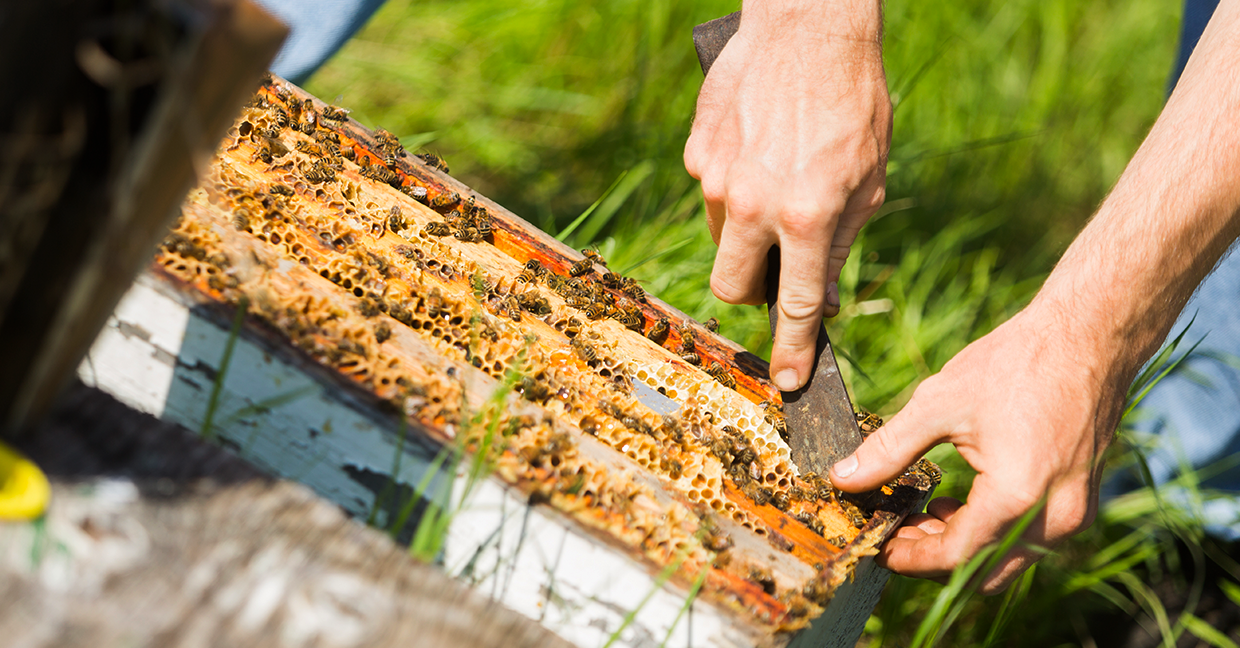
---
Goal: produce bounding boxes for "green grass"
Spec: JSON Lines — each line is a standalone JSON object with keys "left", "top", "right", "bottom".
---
{"left": 300, "top": 0, "right": 1240, "bottom": 645}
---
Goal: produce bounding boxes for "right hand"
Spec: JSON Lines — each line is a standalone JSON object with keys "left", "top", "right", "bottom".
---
{"left": 684, "top": 0, "right": 891, "bottom": 391}
{"left": 828, "top": 302, "right": 1123, "bottom": 593}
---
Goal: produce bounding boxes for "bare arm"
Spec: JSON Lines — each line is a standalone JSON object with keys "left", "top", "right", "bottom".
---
{"left": 829, "top": 0, "right": 1240, "bottom": 592}
{"left": 684, "top": 0, "right": 890, "bottom": 391}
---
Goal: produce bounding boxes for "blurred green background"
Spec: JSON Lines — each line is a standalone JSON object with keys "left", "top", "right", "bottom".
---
{"left": 304, "top": 1, "right": 1240, "bottom": 646}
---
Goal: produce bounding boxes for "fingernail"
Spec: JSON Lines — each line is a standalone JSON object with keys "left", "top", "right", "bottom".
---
{"left": 827, "top": 282, "right": 840, "bottom": 308}
{"left": 833, "top": 454, "right": 858, "bottom": 478}
{"left": 775, "top": 368, "right": 800, "bottom": 391}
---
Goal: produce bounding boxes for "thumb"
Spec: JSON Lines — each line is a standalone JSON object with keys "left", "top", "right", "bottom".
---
{"left": 830, "top": 394, "right": 945, "bottom": 492}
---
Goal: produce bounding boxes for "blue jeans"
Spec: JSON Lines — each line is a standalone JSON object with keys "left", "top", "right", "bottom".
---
{"left": 1105, "top": 0, "right": 1240, "bottom": 540}
{"left": 253, "top": 0, "right": 387, "bottom": 84}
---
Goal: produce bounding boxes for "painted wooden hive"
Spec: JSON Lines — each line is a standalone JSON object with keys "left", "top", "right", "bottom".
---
{"left": 80, "top": 75, "right": 940, "bottom": 648}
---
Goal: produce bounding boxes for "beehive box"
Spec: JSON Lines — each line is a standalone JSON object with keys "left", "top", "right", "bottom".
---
{"left": 80, "top": 76, "right": 939, "bottom": 648}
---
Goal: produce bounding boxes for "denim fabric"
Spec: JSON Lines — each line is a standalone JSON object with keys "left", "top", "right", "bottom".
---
{"left": 1107, "top": 0, "right": 1240, "bottom": 540}
{"left": 253, "top": 0, "right": 387, "bottom": 84}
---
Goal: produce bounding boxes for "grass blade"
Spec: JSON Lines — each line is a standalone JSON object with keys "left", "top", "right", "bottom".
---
{"left": 201, "top": 297, "right": 248, "bottom": 441}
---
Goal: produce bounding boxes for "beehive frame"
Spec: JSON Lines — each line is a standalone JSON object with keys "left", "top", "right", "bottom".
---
{"left": 80, "top": 75, "right": 938, "bottom": 648}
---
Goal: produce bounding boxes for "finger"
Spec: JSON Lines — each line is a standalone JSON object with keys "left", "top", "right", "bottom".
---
{"left": 925, "top": 496, "right": 964, "bottom": 522}
{"left": 700, "top": 174, "right": 727, "bottom": 246}
{"left": 821, "top": 221, "right": 862, "bottom": 319}
{"left": 879, "top": 476, "right": 1023, "bottom": 579}
{"left": 900, "top": 512, "right": 948, "bottom": 536}
{"left": 711, "top": 213, "right": 772, "bottom": 305}
{"left": 978, "top": 546, "right": 1044, "bottom": 595}
{"left": 830, "top": 390, "right": 948, "bottom": 492}
{"left": 768, "top": 216, "right": 833, "bottom": 390}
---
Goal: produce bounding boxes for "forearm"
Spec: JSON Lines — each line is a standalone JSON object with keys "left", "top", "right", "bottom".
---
{"left": 1033, "top": 0, "right": 1240, "bottom": 397}
{"left": 741, "top": 0, "right": 883, "bottom": 43}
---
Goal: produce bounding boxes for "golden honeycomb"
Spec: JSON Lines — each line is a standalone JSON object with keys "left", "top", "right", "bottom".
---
{"left": 152, "top": 75, "right": 939, "bottom": 635}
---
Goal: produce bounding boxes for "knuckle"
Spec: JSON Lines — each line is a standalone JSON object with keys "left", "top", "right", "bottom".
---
{"left": 710, "top": 271, "right": 750, "bottom": 304}
{"left": 779, "top": 206, "right": 829, "bottom": 239}
{"left": 778, "top": 292, "right": 824, "bottom": 323}
{"left": 724, "top": 185, "right": 765, "bottom": 222}
{"left": 699, "top": 177, "right": 725, "bottom": 206}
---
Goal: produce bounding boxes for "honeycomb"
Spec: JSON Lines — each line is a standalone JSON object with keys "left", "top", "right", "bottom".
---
{"left": 151, "top": 75, "right": 938, "bottom": 635}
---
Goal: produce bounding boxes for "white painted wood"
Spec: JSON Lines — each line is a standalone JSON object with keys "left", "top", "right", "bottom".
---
{"left": 78, "top": 273, "right": 785, "bottom": 648}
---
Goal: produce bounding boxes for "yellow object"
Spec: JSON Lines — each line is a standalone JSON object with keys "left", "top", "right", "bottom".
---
{"left": 0, "top": 440, "right": 49, "bottom": 520}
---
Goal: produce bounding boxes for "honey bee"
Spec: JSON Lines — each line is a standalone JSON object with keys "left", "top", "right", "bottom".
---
{"left": 374, "top": 322, "right": 393, "bottom": 344}
{"left": 739, "top": 480, "right": 768, "bottom": 507}
{"left": 620, "top": 277, "right": 645, "bottom": 302}
{"left": 474, "top": 211, "right": 493, "bottom": 238}
{"left": 565, "top": 294, "right": 591, "bottom": 310}
{"left": 232, "top": 214, "right": 250, "bottom": 231}
{"left": 702, "top": 528, "right": 733, "bottom": 552}
{"left": 523, "top": 259, "right": 545, "bottom": 277}
{"left": 563, "top": 317, "right": 583, "bottom": 338}
{"left": 422, "top": 221, "right": 452, "bottom": 237}
{"left": 763, "top": 401, "right": 789, "bottom": 439}
{"left": 314, "top": 128, "right": 340, "bottom": 145}
{"left": 515, "top": 267, "right": 538, "bottom": 287}
{"left": 841, "top": 500, "right": 868, "bottom": 529}
{"left": 599, "top": 272, "right": 623, "bottom": 288}
{"left": 387, "top": 206, "right": 405, "bottom": 233}
{"left": 295, "top": 103, "right": 317, "bottom": 134}
{"left": 374, "top": 128, "right": 399, "bottom": 146}
{"left": 662, "top": 457, "right": 684, "bottom": 480}
{"left": 429, "top": 191, "right": 460, "bottom": 211}
{"left": 272, "top": 106, "right": 289, "bottom": 128}
{"left": 613, "top": 304, "right": 643, "bottom": 331}
{"left": 679, "top": 324, "right": 696, "bottom": 352}
{"left": 680, "top": 351, "right": 701, "bottom": 366}
{"left": 727, "top": 461, "right": 751, "bottom": 486}
{"left": 453, "top": 225, "right": 482, "bottom": 242}
{"left": 269, "top": 183, "right": 294, "bottom": 197}
{"left": 516, "top": 291, "right": 551, "bottom": 315}
{"left": 254, "top": 137, "right": 289, "bottom": 163}
{"left": 501, "top": 295, "right": 523, "bottom": 321}
{"left": 584, "top": 303, "right": 608, "bottom": 320}
{"left": 570, "top": 337, "right": 597, "bottom": 363}
{"left": 303, "top": 159, "right": 336, "bottom": 183}
{"left": 826, "top": 534, "right": 848, "bottom": 549}
{"left": 646, "top": 317, "right": 670, "bottom": 344}
{"left": 360, "top": 164, "right": 400, "bottom": 187}
{"left": 295, "top": 140, "right": 324, "bottom": 156}
{"left": 707, "top": 361, "right": 737, "bottom": 389}
{"left": 402, "top": 184, "right": 429, "bottom": 204}
{"left": 417, "top": 152, "right": 450, "bottom": 173}
{"left": 568, "top": 257, "right": 595, "bottom": 277}
{"left": 771, "top": 491, "right": 791, "bottom": 511}
{"left": 795, "top": 512, "right": 826, "bottom": 536}
{"left": 581, "top": 248, "right": 607, "bottom": 267}
{"left": 704, "top": 317, "right": 720, "bottom": 332}
{"left": 321, "top": 105, "right": 349, "bottom": 121}
{"left": 748, "top": 566, "right": 776, "bottom": 595}
{"left": 519, "top": 376, "right": 551, "bottom": 401}
{"left": 856, "top": 411, "right": 883, "bottom": 434}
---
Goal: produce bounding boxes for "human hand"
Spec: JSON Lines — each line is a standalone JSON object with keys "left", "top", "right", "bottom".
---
{"left": 683, "top": 0, "right": 891, "bottom": 391}
{"left": 828, "top": 302, "right": 1127, "bottom": 593}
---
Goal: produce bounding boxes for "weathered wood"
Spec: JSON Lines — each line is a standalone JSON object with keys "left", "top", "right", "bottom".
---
{"left": 1, "top": 382, "right": 572, "bottom": 648}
